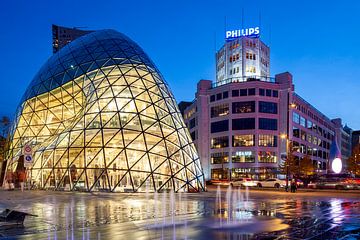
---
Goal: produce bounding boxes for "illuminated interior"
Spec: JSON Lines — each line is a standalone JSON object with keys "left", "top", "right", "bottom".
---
{"left": 5, "top": 30, "right": 204, "bottom": 192}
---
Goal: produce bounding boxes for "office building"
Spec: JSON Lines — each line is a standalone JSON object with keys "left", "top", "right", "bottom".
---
{"left": 182, "top": 29, "right": 350, "bottom": 181}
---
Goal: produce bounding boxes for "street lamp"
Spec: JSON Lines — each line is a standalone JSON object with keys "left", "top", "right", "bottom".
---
{"left": 280, "top": 134, "right": 290, "bottom": 191}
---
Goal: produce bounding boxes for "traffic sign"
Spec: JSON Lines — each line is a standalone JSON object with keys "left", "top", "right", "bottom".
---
{"left": 24, "top": 154, "right": 33, "bottom": 168}
{"left": 23, "top": 145, "right": 32, "bottom": 155}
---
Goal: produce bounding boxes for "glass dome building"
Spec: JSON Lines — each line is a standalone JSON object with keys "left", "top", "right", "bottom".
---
{"left": 5, "top": 30, "right": 205, "bottom": 192}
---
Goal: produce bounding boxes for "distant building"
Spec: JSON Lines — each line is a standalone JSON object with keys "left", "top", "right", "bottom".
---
{"left": 182, "top": 28, "right": 352, "bottom": 181}
{"left": 178, "top": 101, "right": 193, "bottom": 116}
{"left": 52, "top": 24, "right": 93, "bottom": 53}
{"left": 332, "top": 118, "right": 352, "bottom": 162}
{"left": 352, "top": 130, "right": 360, "bottom": 150}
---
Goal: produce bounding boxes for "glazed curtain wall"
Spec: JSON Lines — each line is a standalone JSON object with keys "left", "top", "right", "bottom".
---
{"left": 7, "top": 64, "right": 204, "bottom": 192}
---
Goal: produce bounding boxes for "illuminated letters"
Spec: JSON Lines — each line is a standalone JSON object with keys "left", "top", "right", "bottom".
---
{"left": 225, "top": 26, "right": 260, "bottom": 39}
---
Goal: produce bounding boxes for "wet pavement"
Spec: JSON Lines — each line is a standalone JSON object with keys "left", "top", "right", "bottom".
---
{"left": 0, "top": 187, "right": 360, "bottom": 239}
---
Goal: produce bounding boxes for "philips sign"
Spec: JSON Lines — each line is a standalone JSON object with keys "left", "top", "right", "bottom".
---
{"left": 226, "top": 27, "right": 260, "bottom": 40}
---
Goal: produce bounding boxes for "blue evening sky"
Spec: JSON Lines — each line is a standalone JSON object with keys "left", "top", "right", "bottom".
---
{"left": 0, "top": 0, "right": 359, "bottom": 129}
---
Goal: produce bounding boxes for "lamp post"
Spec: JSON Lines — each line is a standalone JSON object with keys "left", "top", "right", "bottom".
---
{"left": 280, "top": 134, "right": 289, "bottom": 191}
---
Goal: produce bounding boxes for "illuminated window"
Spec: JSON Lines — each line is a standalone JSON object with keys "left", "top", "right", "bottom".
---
{"left": 211, "top": 136, "right": 229, "bottom": 149}
{"left": 258, "top": 151, "right": 277, "bottom": 163}
{"left": 232, "top": 135, "right": 255, "bottom": 147}
{"left": 259, "top": 135, "right": 277, "bottom": 147}
{"left": 211, "top": 104, "right": 229, "bottom": 118}
{"left": 232, "top": 101, "right": 255, "bottom": 113}
{"left": 211, "top": 152, "right": 229, "bottom": 164}
{"left": 232, "top": 151, "right": 255, "bottom": 163}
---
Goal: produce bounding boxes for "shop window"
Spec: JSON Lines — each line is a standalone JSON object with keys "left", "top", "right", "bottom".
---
{"left": 211, "top": 152, "right": 229, "bottom": 164}
{"left": 232, "top": 151, "right": 255, "bottom": 163}
{"left": 258, "top": 151, "right": 277, "bottom": 163}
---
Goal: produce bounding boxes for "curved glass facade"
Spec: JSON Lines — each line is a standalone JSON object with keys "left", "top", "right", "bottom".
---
{"left": 5, "top": 30, "right": 205, "bottom": 192}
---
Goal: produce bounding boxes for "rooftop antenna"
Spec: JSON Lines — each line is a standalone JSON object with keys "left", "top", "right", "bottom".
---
{"left": 269, "top": 24, "right": 272, "bottom": 47}
{"left": 242, "top": 8, "right": 244, "bottom": 29}
{"left": 259, "top": 11, "right": 262, "bottom": 37}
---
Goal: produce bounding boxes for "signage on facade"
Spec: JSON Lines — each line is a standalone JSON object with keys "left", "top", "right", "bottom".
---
{"left": 234, "top": 151, "right": 252, "bottom": 157}
{"left": 226, "top": 27, "right": 260, "bottom": 40}
{"left": 23, "top": 144, "right": 32, "bottom": 155}
{"left": 23, "top": 145, "right": 33, "bottom": 168}
{"left": 24, "top": 155, "right": 33, "bottom": 168}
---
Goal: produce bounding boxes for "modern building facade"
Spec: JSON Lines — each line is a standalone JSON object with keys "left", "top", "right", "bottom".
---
{"left": 3, "top": 29, "right": 205, "bottom": 192}
{"left": 52, "top": 24, "right": 93, "bottom": 53}
{"left": 182, "top": 31, "right": 350, "bottom": 181}
{"left": 216, "top": 35, "right": 270, "bottom": 86}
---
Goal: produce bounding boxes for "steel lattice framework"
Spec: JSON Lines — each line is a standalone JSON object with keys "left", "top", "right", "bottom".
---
{"left": 5, "top": 30, "right": 205, "bottom": 192}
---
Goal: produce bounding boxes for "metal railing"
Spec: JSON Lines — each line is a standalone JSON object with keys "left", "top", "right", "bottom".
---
{"left": 212, "top": 75, "right": 276, "bottom": 88}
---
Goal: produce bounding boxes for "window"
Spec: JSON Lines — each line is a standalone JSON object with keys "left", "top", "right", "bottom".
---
{"left": 190, "top": 131, "right": 196, "bottom": 140}
{"left": 259, "top": 88, "right": 265, "bottom": 96}
{"left": 211, "top": 152, "right": 229, "bottom": 164}
{"left": 189, "top": 118, "right": 196, "bottom": 129}
{"left": 300, "top": 130, "right": 306, "bottom": 141}
{"left": 232, "top": 118, "right": 255, "bottom": 130}
{"left": 293, "top": 112, "right": 300, "bottom": 124}
{"left": 216, "top": 93, "right": 222, "bottom": 101}
{"left": 300, "top": 116, "right": 306, "bottom": 127}
{"left": 211, "top": 136, "right": 229, "bottom": 149}
{"left": 293, "top": 127, "right": 300, "bottom": 138}
{"left": 211, "top": 168, "right": 228, "bottom": 180}
{"left": 210, "top": 95, "right": 215, "bottom": 102}
{"left": 232, "top": 151, "right": 255, "bottom": 163}
{"left": 232, "top": 90, "right": 239, "bottom": 97}
{"left": 259, "top": 118, "right": 278, "bottom": 130}
{"left": 266, "top": 89, "right": 271, "bottom": 97}
{"left": 272, "top": 90, "right": 278, "bottom": 98}
{"left": 211, "top": 120, "right": 229, "bottom": 133}
{"left": 232, "top": 101, "right": 255, "bottom": 113}
{"left": 248, "top": 88, "right": 255, "bottom": 95}
{"left": 258, "top": 151, "right": 277, "bottom": 163}
{"left": 259, "top": 135, "right": 277, "bottom": 147}
{"left": 223, "top": 91, "right": 229, "bottom": 99}
{"left": 307, "top": 120, "right": 312, "bottom": 130}
{"left": 211, "top": 104, "right": 229, "bottom": 118}
{"left": 240, "top": 89, "right": 247, "bottom": 96}
{"left": 246, "top": 66, "right": 256, "bottom": 73}
{"left": 259, "top": 101, "right": 278, "bottom": 114}
{"left": 232, "top": 135, "right": 255, "bottom": 147}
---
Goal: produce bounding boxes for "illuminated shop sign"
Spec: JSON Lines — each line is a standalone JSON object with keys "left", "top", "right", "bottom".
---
{"left": 234, "top": 151, "right": 253, "bottom": 157}
{"left": 226, "top": 27, "right": 260, "bottom": 40}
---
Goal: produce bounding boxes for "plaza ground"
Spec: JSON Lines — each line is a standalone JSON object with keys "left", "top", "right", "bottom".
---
{"left": 0, "top": 187, "right": 359, "bottom": 239}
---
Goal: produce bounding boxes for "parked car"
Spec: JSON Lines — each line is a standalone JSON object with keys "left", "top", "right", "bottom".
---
{"left": 257, "top": 178, "right": 286, "bottom": 188}
{"left": 230, "top": 178, "right": 258, "bottom": 187}
{"left": 308, "top": 178, "right": 358, "bottom": 190}
{"left": 210, "top": 179, "right": 230, "bottom": 186}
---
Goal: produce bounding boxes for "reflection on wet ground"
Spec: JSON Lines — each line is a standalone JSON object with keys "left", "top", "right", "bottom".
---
{"left": 0, "top": 187, "right": 360, "bottom": 239}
